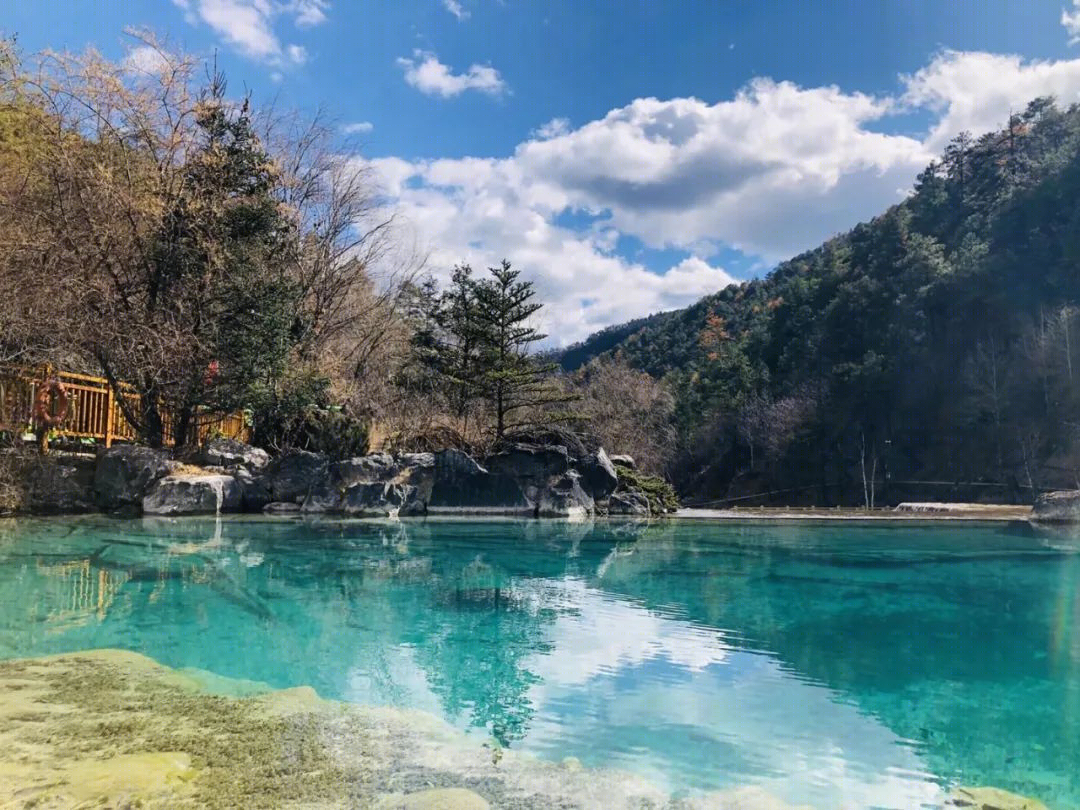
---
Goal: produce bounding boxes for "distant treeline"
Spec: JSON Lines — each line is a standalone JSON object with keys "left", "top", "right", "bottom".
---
{"left": 559, "top": 97, "right": 1080, "bottom": 505}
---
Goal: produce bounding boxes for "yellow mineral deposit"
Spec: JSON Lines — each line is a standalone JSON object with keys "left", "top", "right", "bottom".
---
{"left": 0, "top": 649, "right": 1056, "bottom": 810}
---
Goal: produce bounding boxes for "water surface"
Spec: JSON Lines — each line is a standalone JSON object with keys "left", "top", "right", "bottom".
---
{"left": 0, "top": 516, "right": 1077, "bottom": 809}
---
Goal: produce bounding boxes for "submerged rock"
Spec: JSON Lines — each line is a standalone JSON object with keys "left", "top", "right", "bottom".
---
{"left": 378, "top": 788, "right": 490, "bottom": 810}
{"left": 142, "top": 474, "right": 241, "bottom": 515}
{"left": 948, "top": 786, "right": 1049, "bottom": 810}
{"left": 94, "top": 445, "right": 171, "bottom": 510}
{"left": 0, "top": 648, "right": 711, "bottom": 810}
{"left": 678, "top": 786, "right": 815, "bottom": 809}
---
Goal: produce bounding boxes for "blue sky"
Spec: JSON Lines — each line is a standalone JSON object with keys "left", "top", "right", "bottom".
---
{"left": 6, "top": 1, "right": 1080, "bottom": 343}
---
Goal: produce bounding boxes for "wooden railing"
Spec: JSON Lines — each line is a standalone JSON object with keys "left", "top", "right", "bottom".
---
{"left": 0, "top": 365, "right": 250, "bottom": 447}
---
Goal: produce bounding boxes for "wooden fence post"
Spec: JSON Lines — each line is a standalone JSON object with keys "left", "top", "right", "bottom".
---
{"left": 104, "top": 386, "right": 114, "bottom": 448}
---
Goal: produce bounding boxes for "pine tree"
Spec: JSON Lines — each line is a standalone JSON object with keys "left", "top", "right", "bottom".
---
{"left": 470, "top": 261, "right": 573, "bottom": 438}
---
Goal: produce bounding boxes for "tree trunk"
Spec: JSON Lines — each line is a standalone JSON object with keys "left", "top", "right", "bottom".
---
{"left": 173, "top": 402, "right": 195, "bottom": 450}
{"left": 141, "top": 379, "right": 165, "bottom": 449}
{"left": 860, "top": 432, "right": 870, "bottom": 509}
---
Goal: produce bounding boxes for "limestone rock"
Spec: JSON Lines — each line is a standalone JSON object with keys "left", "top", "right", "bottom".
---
{"left": 682, "top": 786, "right": 814, "bottom": 809}
{"left": 609, "top": 454, "right": 636, "bottom": 470}
{"left": 608, "top": 488, "right": 650, "bottom": 517}
{"left": 263, "top": 501, "right": 302, "bottom": 514}
{"left": 427, "top": 449, "right": 533, "bottom": 514}
{"left": 331, "top": 452, "right": 399, "bottom": 488}
{"left": 198, "top": 437, "right": 269, "bottom": 472}
{"left": 95, "top": 445, "right": 171, "bottom": 509}
{"left": 234, "top": 467, "right": 271, "bottom": 512}
{"left": 300, "top": 488, "right": 345, "bottom": 513}
{"left": 578, "top": 447, "right": 619, "bottom": 499}
{"left": 948, "top": 786, "right": 1049, "bottom": 810}
{"left": 263, "top": 449, "right": 329, "bottom": 504}
{"left": 378, "top": 788, "right": 490, "bottom": 810}
{"left": 142, "top": 474, "right": 241, "bottom": 515}
{"left": 399, "top": 452, "right": 435, "bottom": 470}
{"left": 24, "top": 458, "right": 96, "bottom": 513}
{"left": 1032, "top": 490, "right": 1080, "bottom": 522}
{"left": 62, "top": 752, "right": 196, "bottom": 803}
{"left": 538, "top": 471, "right": 594, "bottom": 518}
{"left": 485, "top": 442, "right": 570, "bottom": 484}
{"left": 343, "top": 481, "right": 415, "bottom": 517}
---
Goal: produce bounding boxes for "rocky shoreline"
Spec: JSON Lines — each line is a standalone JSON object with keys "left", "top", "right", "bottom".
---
{"left": 2, "top": 437, "right": 672, "bottom": 520}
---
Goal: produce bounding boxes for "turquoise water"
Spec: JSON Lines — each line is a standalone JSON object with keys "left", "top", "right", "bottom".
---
{"left": 1, "top": 516, "right": 1078, "bottom": 809}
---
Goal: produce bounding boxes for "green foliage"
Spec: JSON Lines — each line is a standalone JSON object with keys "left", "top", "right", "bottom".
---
{"left": 250, "top": 369, "right": 369, "bottom": 459}
{"left": 559, "top": 96, "right": 1080, "bottom": 504}
{"left": 156, "top": 79, "right": 301, "bottom": 445}
{"left": 407, "top": 260, "right": 575, "bottom": 438}
{"left": 616, "top": 466, "right": 680, "bottom": 514}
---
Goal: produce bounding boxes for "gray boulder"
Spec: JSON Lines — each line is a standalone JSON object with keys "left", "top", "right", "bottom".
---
{"left": 95, "top": 445, "right": 171, "bottom": 510}
{"left": 427, "top": 449, "right": 533, "bottom": 515}
{"left": 330, "top": 452, "right": 399, "bottom": 488}
{"left": 24, "top": 458, "right": 96, "bottom": 513}
{"left": 1032, "top": 490, "right": 1080, "bottom": 522}
{"left": 399, "top": 452, "right": 435, "bottom": 470}
{"left": 608, "top": 489, "right": 650, "bottom": 517}
{"left": 263, "top": 449, "right": 329, "bottom": 504}
{"left": 343, "top": 481, "right": 416, "bottom": 517}
{"left": 486, "top": 442, "right": 569, "bottom": 482}
{"left": 537, "top": 471, "right": 594, "bottom": 519}
{"left": 199, "top": 437, "right": 269, "bottom": 472}
{"left": 577, "top": 447, "right": 619, "bottom": 499}
{"left": 233, "top": 467, "right": 272, "bottom": 512}
{"left": 300, "top": 488, "right": 346, "bottom": 513}
{"left": 143, "top": 474, "right": 242, "bottom": 515}
{"left": 609, "top": 454, "right": 636, "bottom": 470}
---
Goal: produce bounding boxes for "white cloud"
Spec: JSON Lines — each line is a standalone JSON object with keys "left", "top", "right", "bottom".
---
{"left": 532, "top": 117, "right": 570, "bottom": 139}
{"left": 291, "top": 0, "right": 329, "bottom": 27}
{"left": 172, "top": 0, "right": 327, "bottom": 66}
{"left": 513, "top": 83, "right": 930, "bottom": 260}
{"left": 901, "top": 50, "right": 1080, "bottom": 149}
{"left": 286, "top": 43, "right": 308, "bottom": 64}
{"left": 1064, "top": 0, "right": 1080, "bottom": 44}
{"left": 443, "top": 0, "right": 469, "bottom": 21}
{"left": 397, "top": 50, "right": 507, "bottom": 98}
{"left": 123, "top": 45, "right": 171, "bottom": 75}
{"left": 343, "top": 121, "right": 374, "bottom": 134}
{"left": 367, "top": 48, "right": 1080, "bottom": 344}
{"left": 366, "top": 152, "right": 737, "bottom": 345}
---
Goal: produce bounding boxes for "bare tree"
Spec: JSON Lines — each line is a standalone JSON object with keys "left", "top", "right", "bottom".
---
{"left": 573, "top": 356, "right": 676, "bottom": 475}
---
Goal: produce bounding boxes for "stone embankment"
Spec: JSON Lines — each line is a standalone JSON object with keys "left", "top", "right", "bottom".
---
{"left": 7, "top": 438, "right": 670, "bottom": 519}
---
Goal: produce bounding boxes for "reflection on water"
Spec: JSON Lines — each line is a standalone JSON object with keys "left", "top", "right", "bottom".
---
{"left": 0, "top": 515, "right": 1078, "bottom": 809}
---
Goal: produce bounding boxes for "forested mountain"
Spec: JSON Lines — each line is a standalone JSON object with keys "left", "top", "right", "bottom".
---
{"left": 559, "top": 97, "right": 1080, "bottom": 506}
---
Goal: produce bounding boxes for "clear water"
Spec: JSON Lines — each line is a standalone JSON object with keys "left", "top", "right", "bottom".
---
{"left": 1, "top": 516, "right": 1078, "bottom": 809}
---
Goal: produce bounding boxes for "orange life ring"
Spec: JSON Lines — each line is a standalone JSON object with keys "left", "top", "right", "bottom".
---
{"left": 34, "top": 380, "right": 69, "bottom": 427}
